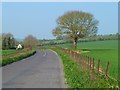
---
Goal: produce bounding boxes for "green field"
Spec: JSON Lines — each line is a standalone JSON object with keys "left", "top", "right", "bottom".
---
{"left": 57, "top": 40, "right": 118, "bottom": 79}
{"left": 2, "top": 50, "right": 19, "bottom": 56}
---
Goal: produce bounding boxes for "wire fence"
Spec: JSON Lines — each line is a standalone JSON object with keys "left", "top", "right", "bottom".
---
{"left": 55, "top": 46, "right": 111, "bottom": 80}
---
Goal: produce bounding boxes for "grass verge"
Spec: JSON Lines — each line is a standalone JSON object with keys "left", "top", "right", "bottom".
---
{"left": 51, "top": 47, "right": 119, "bottom": 88}
{"left": 2, "top": 49, "right": 36, "bottom": 66}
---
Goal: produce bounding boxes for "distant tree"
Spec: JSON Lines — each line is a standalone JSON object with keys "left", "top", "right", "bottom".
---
{"left": 2, "top": 33, "right": 16, "bottom": 50}
{"left": 52, "top": 11, "right": 99, "bottom": 48}
{"left": 52, "top": 27, "right": 63, "bottom": 40}
{"left": 56, "top": 35, "right": 63, "bottom": 40}
{"left": 23, "top": 35, "right": 38, "bottom": 49}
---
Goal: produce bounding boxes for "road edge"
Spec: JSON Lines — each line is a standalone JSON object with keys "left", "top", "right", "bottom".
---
{"left": 49, "top": 49, "right": 68, "bottom": 88}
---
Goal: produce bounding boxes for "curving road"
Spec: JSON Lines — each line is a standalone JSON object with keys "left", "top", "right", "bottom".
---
{"left": 2, "top": 50, "right": 67, "bottom": 88}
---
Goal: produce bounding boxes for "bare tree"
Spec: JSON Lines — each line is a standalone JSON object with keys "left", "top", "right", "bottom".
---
{"left": 23, "top": 35, "right": 38, "bottom": 49}
{"left": 52, "top": 11, "right": 99, "bottom": 48}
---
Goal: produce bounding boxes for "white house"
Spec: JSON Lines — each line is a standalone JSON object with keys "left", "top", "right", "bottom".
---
{"left": 16, "top": 44, "right": 22, "bottom": 50}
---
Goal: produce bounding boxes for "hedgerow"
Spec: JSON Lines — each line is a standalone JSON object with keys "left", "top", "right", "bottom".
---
{"left": 2, "top": 50, "right": 36, "bottom": 66}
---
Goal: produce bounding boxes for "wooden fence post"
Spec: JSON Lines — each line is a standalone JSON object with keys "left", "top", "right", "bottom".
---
{"left": 90, "top": 57, "right": 91, "bottom": 69}
{"left": 87, "top": 56, "right": 89, "bottom": 65}
{"left": 79, "top": 54, "right": 81, "bottom": 61}
{"left": 77, "top": 53, "right": 79, "bottom": 61}
{"left": 92, "top": 58, "right": 94, "bottom": 70}
{"left": 71, "top": 51, "right": 72, "bottom": 57}
{"left": 83, "top": 55, "right": 84, "bottom": 61}
{"left": 98, "top": 59, "right": 100, "bottom": 74}
{"left": 71, "top": 50, "right": 72, "bottom": 56}
{"left": 75, "top": 52, "right": 77, "bottom": 60}
{"left": 79, "top": 54, "right": 81, "bottom": 62}
{"left": 80, "top": 55, "right": 82, "bottom": 63}
{"left": 74, "top": 51, "right": 75, "bottom": 58}
{"left": 74, "top": 52, "right": 76, "bottom": 60}
{"left": 87, "top": 56, "right": 90, "bottom": 68}
{"left": 72, "top": 51, "right": 74, "bottom": 58}
{"left": 69, "top": 50, "right": 71, "bottom": 55}
{"left": 105, "top": 61, "right": 110, "bottom": 79}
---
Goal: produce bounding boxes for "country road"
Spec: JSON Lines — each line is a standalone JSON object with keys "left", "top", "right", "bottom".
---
{"left": 2, "top": 50, "right": 67, "bottom": 88}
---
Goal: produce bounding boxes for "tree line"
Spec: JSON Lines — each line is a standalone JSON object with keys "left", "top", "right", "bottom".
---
{"left": 39, "top": 33, "right": 119, "bottom": 46}
{"left": 2, "top": 33, "right": 38, "bottom": 50}
{"left": 2, "top": 33, "right": 16, "bottom": 49}
{"left": 81, "top": 33, "right": 119, "bottom": 41}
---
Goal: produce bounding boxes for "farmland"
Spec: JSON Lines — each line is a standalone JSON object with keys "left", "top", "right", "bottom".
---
{"left": 57, "top": 40, "right": 118, "bottom": 79}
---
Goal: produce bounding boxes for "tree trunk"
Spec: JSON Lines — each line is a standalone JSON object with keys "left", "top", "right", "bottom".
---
{"left": 73, "top": 34, "right": 78, "bottom": 49}
{"left": 74, "top": 39, "right": 77, "bottom": 49}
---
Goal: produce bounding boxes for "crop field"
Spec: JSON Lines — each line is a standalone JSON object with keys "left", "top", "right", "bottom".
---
{"left": 57, "top": 40, "right": 118, "bottom": 79}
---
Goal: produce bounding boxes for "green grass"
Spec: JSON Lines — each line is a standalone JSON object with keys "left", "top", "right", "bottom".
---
{"left": 57, "top": 40, "right": 118, "bottom": 79}
{"left": 2, "top": 50, "right": 20, "bottom": 56}
{"left": 58, "top": 40, "right": 118, "bottom": 49}
{"left": 2, "top": 49, "right": 36, "bottom": 66}
{"left": 51, "top": 47, "right": 118, "bottom": 88}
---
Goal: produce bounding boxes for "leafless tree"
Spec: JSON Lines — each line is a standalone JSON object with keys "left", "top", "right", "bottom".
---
{"left": 23, "top": 35, "right": 38, "bottom": 49}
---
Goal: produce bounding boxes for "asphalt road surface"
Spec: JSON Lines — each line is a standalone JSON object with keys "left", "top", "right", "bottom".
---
{"left": 2, "top": 50, "right": 67, "bottom": 88}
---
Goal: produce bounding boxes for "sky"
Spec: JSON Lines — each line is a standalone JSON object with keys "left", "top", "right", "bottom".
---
{"left": 2, "top": 2, "right": 118, "bottom": 39}
{"left": 0, "top": 2, "right": 2, "bottom": 34}
{"left": 1, "top": 0, "right": 119, "bottom": 2}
